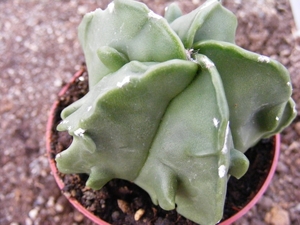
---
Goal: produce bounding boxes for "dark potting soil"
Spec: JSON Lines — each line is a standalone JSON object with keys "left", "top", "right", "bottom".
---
{"left": 49, "top": 67, "right": 275, "bottom": 225}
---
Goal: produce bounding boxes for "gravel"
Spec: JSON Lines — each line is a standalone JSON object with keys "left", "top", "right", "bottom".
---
{"left": 1, "top": 0, "right": 299, "bottom": 224}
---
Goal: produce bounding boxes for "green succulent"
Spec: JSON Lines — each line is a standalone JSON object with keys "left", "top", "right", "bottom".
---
{"left": 56, "top": 0, "right": 296, "bottom": 224}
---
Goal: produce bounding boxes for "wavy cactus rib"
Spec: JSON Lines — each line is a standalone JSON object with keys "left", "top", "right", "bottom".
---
{"left": 56, "top": 0, "right": 296, "bottom": 224}
{"left": 78, "top": 0, "right": 186, "bottom": 87}
{"left": 195, "top": 40, "right": 296, "bottom": 152}
{"left": 170, "top": 0, "right": 237, "bottom": 48}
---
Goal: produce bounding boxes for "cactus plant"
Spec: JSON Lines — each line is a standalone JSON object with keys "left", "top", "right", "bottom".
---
{"left": 55, "top": 0, "right": 296, "bottom": 224}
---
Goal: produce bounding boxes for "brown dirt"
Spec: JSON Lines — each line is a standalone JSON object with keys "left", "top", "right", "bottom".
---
{"left": 1, "top": 0, "right": 300, "bottom": 225}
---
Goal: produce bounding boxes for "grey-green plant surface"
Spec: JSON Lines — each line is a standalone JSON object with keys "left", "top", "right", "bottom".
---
{"left": 56, "top": 0, "right": 296, "bottom": 224}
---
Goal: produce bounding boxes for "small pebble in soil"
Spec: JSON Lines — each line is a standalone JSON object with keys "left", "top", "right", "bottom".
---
{"left": 294, "top": 122, "right": 300, "bottom": 135}
{"left": 34, "top": 196, "right": 45, "bottom": 206}
{"left": 83, "top": 191, "right": 96, "bottom": 200}
{"left": 73, "top": 211, "right": 85, "bottom": 222}
{"left": 55, "top": 195, "right": 68, "bottom": 212}
{"left": 259, "top": 196, "right": 274, "bottom": 210}
{"left": 46, "top": 196, "right": 55, "bottom": 208}
{"left": 112, "top": 211, "right": 120, "bottom": 221}
{"left": 265, "top": 206, "right": 290, "bottom": 225}
{"left": 134, "top": 208, "right": 145, "bottom": 221}
{"left": 287, "top": 141, "right": 300, "bottom": 152}
{"left": 100, "top": 199, "right": 106, "bottom": 208}
{"left": 276, "top": 161, "right": 289, "bottom": 173}
{"left": 55, "top": 203, "right": 64, "bottom": 213}
{"left": 28, "top": 207, "right": 39, "bottom": 220}
{"left": 294, "top": 203, "right": 300, "bottom": 212}
{"left": 117, "top": 199, "right": 130, "bottom": 213}
{"left": 25, "top": 218, "right": 32, "bottom": 225}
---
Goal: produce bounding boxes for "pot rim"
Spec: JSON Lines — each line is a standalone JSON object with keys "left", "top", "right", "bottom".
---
{"left": 46, "top": 69, "right": 280, "bottom": 225}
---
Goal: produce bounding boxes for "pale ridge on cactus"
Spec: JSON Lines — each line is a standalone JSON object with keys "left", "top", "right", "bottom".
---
{"left": 56, "top": 0, "right": 296, "bottom": 224}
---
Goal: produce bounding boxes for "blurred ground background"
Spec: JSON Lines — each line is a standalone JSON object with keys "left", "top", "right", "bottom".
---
{"left": 0, "top": 0, "right": 300, "bottom": 224}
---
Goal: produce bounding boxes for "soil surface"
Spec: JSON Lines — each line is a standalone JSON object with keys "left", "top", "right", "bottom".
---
{"left": 0, "top": 0, "right": 300, "bottom": 225}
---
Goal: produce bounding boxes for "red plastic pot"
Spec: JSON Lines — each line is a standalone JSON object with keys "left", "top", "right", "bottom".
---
{"left": 46, "top": 69, "right": 280, "bottom": 225}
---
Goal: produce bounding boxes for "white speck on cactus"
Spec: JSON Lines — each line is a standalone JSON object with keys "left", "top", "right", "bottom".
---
{"left": 60, "top": 120, "right": 69, "bottom": 125}
{"left": 117, "top": 76, "right": 131, "bottom": 87}
{"left": 148, "top": 11, "right": 162, "bottom": 20}
{"left": 87, "top": 106, "right": 92, "bottom": 112}
{"left": 221, "top": 123, "right": 230, "bottom": 154}
{"left": 258, "top": 55, "right": 270, "bottom": 63}
{"left": 276, "top": 116, "right": 280, "bottom": 121}
{"left": 202, "top": 56, "right": 215, "bottom": 68}
{"left": 108, "top": 2, "right": 115, "bottom": 13}
{"left": 213, "top": 118, "right": 219, "bottom": 128}
{"left": 293, "top": 106, "right": 297, "bottom": 114}
{"left": 74, "top": 128, "right": 86, "bottom": 137}
{"left": 218, "top": 165, "right": 226, "bottom": 178}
